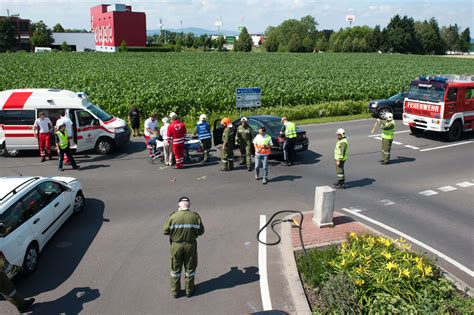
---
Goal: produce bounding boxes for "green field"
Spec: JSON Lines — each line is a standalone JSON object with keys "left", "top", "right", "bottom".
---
{"left": 0, "top": 52, "right": 472, "bottom": 121}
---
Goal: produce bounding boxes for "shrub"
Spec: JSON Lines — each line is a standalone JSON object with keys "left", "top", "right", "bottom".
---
{"left": 319, "top": 273, "right": 360, "bottom": 313}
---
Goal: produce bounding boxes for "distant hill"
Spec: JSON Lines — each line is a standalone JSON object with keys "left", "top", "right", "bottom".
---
{"left": 147, "top": 27, "right": 240, "bottom": 36}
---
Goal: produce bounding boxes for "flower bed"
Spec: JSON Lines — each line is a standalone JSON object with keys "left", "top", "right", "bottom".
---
{"left": 296, "top": 233, "right": 473, "bottom": 313}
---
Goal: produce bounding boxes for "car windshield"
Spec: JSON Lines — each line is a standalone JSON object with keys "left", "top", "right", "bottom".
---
{"left": 408, "top": 84, "right": 446, "bottom": 103}
{"left": 86, "top": 104, "right": 113, "bottom": 122}
{"left": 258, "top": 117, "right": 283, "bottom": 134}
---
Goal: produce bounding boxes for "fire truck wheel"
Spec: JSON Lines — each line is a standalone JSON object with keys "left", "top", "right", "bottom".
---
{"left": 446, "top": 120, "right": 462, "bottom": 142}
{"left": 409, "top": 126, "right": 423, "bottom": 135}
{"left": 95, "top": 137, "right": 114, "bottom": 155}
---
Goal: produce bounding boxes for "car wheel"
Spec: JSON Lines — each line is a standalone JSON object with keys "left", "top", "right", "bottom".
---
{"left": 409, "top": 126, "right": 423, "bottom": 135}
{"left": 95, "top": 137, "right": 114, "bottom": 155}
{"left": 377, "top": 107, "right": 392, "bottom": 120}
{"left": 73, "top": 191, "right": 85, "bottom": 214}
{"left": 22, "top": 242, "right": 39, "bottom": 274}
{"left": 446, "top": 120, "right": 462, "bottom": 142}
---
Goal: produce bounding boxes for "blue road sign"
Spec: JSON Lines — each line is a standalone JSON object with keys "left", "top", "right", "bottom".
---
{"left": 236, "top": 88, "right": 262, "bottom": 108}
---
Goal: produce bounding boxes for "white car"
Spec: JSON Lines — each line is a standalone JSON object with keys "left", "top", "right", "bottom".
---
{"left": 0, "top": 176, "right": 84, "bottom": 276}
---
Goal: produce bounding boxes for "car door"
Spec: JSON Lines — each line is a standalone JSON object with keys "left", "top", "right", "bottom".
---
{"left": 36, "top": 181, "right": 72, "bottom": 231}
{"left": 23, "top": 187, "right": 57, "bottom": 249}
{"left": 0, "top": 197, "right": 36, "bottom": 267}
{"left": 213, "top": 119, "right": 224, "bottom": 146}
{"left": 394, "top": 94, "right": 405, "bottom": 115}
{"left": 75, "top": 110, "right": 101, "bottom": 152}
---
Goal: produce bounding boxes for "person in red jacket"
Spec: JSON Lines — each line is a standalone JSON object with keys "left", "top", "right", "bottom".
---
{"left": 167, "top": 112, "right": 187, "bottom": 169}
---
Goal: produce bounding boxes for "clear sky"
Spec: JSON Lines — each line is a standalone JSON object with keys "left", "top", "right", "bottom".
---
{"left": 0, "top": 0, "right": 472, "bottom": 33}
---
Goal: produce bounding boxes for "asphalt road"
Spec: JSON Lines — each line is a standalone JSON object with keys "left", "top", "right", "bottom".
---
{"left": 0, "top": 118, "right": 473, "bottom": 314}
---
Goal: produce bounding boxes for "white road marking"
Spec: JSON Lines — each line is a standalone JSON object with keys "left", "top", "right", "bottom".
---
{"left": 374, "top": 136, "right": 382, "bottom": 140}
{"left": 438, "top": 186, "right": 457, "bottom": 192}
{"left": 392, "top": 141, "right": 403, "bottom": 145}
{"left": 456, "top": 181, "right": 474, "bottom": 188}
{"left": 341, "top": 209, "right": 474, "bottom": 277}
{"left": 244, "top": 241, "right": 252, "bottom": 246}
{"left": 420, "top": 140, "right": 474, "bottom": 152}
{"left": 380, "top": 199, "right": 395, "bottom": 206}
{"left": 419, "top": 190, "right": 438, "bottom": 196}
{"left": 369, "top": 130, "right": 411, "bottom": 137}
{"left": 345, "top": 207, "right": 366, "bottom": 212}
{"left": 405, "top": 145, "right": 420, "bottom": 150}
{"left": 259, "top": 215, "right": 272, "bottom": 311}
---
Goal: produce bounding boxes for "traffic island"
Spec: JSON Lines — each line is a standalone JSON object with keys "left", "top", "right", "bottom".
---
{"left": 280, "top": 211, "right": 474, "bottom": 314}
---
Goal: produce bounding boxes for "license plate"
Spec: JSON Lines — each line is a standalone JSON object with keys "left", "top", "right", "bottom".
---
{"left": 294, "top": 144, "right": 303, "bottom": 150}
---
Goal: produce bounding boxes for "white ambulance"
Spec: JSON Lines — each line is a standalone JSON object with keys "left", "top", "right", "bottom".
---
{"left": 0, "top": 89, "right": 130, "bottom": 156}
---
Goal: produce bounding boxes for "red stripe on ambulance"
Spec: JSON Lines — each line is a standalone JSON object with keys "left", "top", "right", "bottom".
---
{"left": 3, "top": 92, "right": 33, "bottom": 109}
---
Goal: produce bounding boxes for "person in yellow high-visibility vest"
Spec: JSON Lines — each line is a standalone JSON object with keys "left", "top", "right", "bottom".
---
{"left": 379, "top": 113, "right": 395, "bottom": 165}
{"left": 55, "top": 123, "right": 79, "bottom": 171}
{"left": 334, "top": 128, "right": 348, "bottom": 189}
{"left": 280, "top": 117, "right": 298, "bottom": 166}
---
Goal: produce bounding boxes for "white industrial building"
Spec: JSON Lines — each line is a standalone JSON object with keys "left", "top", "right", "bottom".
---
{"left": 52, "top": 32, "right": 95, "bottom": 52}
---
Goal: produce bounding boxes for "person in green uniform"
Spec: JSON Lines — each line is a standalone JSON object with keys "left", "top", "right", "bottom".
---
{"left": 379, "top": 113, "right": 395, "bottom": 165}
{"left": 0, "top": 252, "right": 35, "bottom": 312}
{"left": 235, "top": 117, "right": 254, "bottom": 171}
{"left": 220, "top": 117, "right": 235, "bottom": 171}
{"left": 163, "top": 197, "right": 205, "bottom": 298}
{"left": 334, "top": 128, "right": 348, "bottom": 189}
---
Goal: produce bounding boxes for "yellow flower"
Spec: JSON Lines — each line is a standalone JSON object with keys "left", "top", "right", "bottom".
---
{"left": 402, "top": 269, "right": 410, "bottom": 278}
{"left": 399, "top": 237, "right": 406, "bottom": 243}
{"left": 350, "top": 232, "right": 358, "bottom": 239}
{"left": 355, "top": 279, "right": 365, "bottom": 286}
{"left": 355, "top": 265, "right": 366, "bottom": 275}
{"left": 341, "top": 241, "right": 348, "bottom": 249}
{"left": 363, "top": 254, "right": 372, "bottom": 261}
{"left": 378, "top": 236, "right": 387, "bottom": 243}
{"left": 340, "top": 259, "right": 347, "bottom": 267}
{"left": 416, "top": 259, "right": 424, "bottom": 271}
{"left": 383, "top": 239, "right": 392, "bottom": 247}
{"left": 349, "top": 250, "right": 357, "bottom": 258}
{"left": 381, "top": 251, "right": 392, "bottom": 260}
{"left": 403, "top": 243, "right": 412, "bottom": 250}
{"left": 386, "top": 261, "right": 398, "bottom": 271}
{"left": 376, "top": 277, "right": 384, "bottom": 284}
{"left": 424, "top": 266, "right": 433, "bottom": 276}
{"left": 414, "top": 257, "right": 421, "bottom": 263}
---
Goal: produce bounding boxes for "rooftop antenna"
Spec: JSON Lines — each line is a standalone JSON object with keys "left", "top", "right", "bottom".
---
{"left": 215, "top": 16, "right": 222, "bottom": 35}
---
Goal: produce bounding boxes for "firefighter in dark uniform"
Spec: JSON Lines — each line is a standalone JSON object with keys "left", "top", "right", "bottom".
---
{"left": 163, "top": 197, "right": 205, "bottom": 298}
{"left": 379, "top": 113, "right": 395, "bottom": 165}
{"left": 235, "top": 117, "right": 254, "bottom": 171}
{"left": 220, "top": 117, "right": 235, "bottom": 171}
{"left": 0, "top": 252, "right": 35, "bottom": 312}
{"left": 334, "top": 128, "right": 348, "bottom": 189}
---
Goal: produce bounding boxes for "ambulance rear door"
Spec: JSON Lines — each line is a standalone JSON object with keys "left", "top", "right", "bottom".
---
{"left": 74, "top": 110, "right": 101, "bottom": 152}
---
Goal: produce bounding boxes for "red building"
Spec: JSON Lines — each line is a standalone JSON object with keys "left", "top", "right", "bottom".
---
{"left": 90, "top": 4, "right": 146, "bottom": 52}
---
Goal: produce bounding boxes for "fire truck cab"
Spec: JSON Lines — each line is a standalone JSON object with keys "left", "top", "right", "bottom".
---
{"left": 403, "top": 75, "right": 474, "bottom": 141}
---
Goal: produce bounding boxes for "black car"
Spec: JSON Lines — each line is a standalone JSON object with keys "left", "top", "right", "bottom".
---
{"left": 368, "top": 92, "right": 408, "bottom": 119}
{"left": 213, "top": 115, "right": 309, "bottom": 156}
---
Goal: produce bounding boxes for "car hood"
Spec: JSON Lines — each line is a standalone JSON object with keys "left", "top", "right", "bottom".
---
{"left": 370, "top": 99, "right": 393, "bottom": 105}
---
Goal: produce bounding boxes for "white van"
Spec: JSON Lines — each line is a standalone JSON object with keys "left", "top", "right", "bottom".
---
{"left": 0, "top": 89, "right": 130, "bottom": 155}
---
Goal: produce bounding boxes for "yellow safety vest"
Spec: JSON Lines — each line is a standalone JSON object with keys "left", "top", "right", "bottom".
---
{"left": 381, "top": 121, "right": 395, "bottom": 140}
{"left": 334, "top": 138, "right": 348, "bottom": 161}
{"left": 285, "top": 122, "right": 297, "bottom": 138}
{"left": 56, "top": 130, "right": 68, "bottom": 149}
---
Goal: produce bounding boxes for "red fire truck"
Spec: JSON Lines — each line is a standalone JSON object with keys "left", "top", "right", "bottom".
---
{"left": 403, "top": 75, "right": 474, "bottom": 141}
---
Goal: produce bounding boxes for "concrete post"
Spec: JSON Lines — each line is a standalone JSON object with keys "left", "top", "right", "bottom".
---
{"left": 312, "top": 186, "right": 335, "bottom": 228}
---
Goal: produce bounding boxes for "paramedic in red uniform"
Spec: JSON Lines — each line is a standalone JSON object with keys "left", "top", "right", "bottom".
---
{"left": 34, "top": 111, "right": 53, "bottom": 162}
{"left": 167, "top": 112, "right": 186, "bottom": 169}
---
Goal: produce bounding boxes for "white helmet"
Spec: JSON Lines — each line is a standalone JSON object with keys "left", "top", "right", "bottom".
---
{"left": 199, "top": 114, "right": 207, "bottom": 121}
{"left": 162, "top": 117, "right": 169, "bottom": 124}
{"left": 335, "top": 128, "right": 346, "bottom": 136}
{"left": 385, "top": 113, "right": 393, "bottom": 121}
{"left": 169, "top": 112, "right": 178, "bottom": 119}
{"left": 241, "top": 117, "right": 248, "bottom": 122}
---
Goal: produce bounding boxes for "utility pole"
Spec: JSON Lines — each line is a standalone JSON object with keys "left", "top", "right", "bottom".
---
{"left": 7, "top": 9, "right": 10, "bottom": 17}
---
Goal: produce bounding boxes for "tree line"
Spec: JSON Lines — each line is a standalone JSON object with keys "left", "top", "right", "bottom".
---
{"left": 264, "top": 14, "right": 471, "bottom": 54}
{"left": 0, "top": 15, "right": 470, "bottom": 54}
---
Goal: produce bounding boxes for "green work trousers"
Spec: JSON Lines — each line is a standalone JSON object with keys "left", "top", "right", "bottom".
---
{"left": 381, "top": 138, "right": 392, "bottom": 163}
{"left": 0, "top": 271, "right": 27, "bottom": 311}
{"left": 200, "top": 138, "right": 212, "bottom": 162}
{"left": 170, "top": 242, "right": 198, "bottom": 296}
{"left": 221, "top": 143, "right": 234, "bottom": 171}
{"left": 336, "top": 160, "right": 346, "bottom": 184}
{"left": 239, "top": 142, "right": 252, "bottom": 168}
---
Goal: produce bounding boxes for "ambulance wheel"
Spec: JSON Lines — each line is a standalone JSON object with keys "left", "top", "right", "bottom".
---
{"left": 446, "top": 120, "right": 462, "bottom": 142}
{"left": 95, "top": 137, "right": 114, "bottom": 155}
{"left": 409, "top": 126, "right": 423, "bottom": 135}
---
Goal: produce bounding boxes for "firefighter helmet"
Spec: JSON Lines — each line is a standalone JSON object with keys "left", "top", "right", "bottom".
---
{"left": 221, "top": 117, "right": 232, "bottom": 126}
{"left": 385, "top": 113, "right": 393, "bottom": 121}
{"left": 199, "top": 114, "right": 207, "bottom": 121}
{"left": 335, "top": 128, "right": 346, "bottom": 136}
{"left": 241, "top": 117, "right": 248, "bottom": 122}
